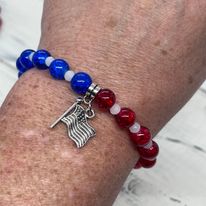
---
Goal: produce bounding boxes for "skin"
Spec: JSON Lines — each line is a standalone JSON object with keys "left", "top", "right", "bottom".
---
{"left": 0, "top": 0, "right": 206, "bottom": 205}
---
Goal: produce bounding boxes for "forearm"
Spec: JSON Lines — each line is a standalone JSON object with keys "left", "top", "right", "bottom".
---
{"left": 40, "top": 0, "right": 206, "bottom": 134}
{"left": 0, "top": 69, "right": 137, "bottom": 205}
{"left": 1, "top": 0, "right": 206, "bottom": 206}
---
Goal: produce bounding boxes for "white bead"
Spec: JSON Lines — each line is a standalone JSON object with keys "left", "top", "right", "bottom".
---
{"left": 45, "top": 56, "right": 55, "bottom": 67}
{"left": 129, "top": 122, "right": 141, "bottom": 133}
{"left": 144, "top": 140, "right": 153, "bottom": 149}
{"left": 64, "top": 70, "right": 75, "bottom": 82}
{"left": 29, "top": 52, "right": 34, "bottom": 61}
{"left": 110, "top": 103, "right": 121, "bottom": 115}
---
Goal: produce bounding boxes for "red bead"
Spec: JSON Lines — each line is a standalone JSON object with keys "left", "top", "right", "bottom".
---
{"left": 139, "top": 158, "right": 156, "bottom": 168}
{"left": 115, "top": 107, "right": 136, "bottom": 128}
{"left": 138, "top": 141, "right": 159, "bottom": 160}
{"left": 134, "top": 161, "right": 142, "bottom": 169}
{"left": 129, "top": 126, "right": 151, "bottom": 146}
{"left": 95, "top": 89, "right": 116, "bottom": 110}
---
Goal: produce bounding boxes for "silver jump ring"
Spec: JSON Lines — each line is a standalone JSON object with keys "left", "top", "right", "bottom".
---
{"left": 85, "top": 108, "right": 95, "bottom": 119}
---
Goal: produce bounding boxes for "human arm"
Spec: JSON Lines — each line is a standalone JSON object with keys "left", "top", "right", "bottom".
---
{"left": 0, "top": 0, "right": 206, "bottom": 205}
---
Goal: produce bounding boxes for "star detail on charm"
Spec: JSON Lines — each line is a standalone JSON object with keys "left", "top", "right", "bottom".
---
{"left": 50, "top": 97, "right": 96, "bottom": 148}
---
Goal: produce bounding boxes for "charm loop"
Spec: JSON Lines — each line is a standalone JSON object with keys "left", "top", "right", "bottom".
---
{"left": 85, "top": 107, "right": 95, "bottom": 119}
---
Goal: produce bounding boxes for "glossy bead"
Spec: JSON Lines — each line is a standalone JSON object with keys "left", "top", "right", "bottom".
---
{"left": 137, "top": 141, "right": 159, "bottom": 160}
{"left": 110, "top": 103, "right": 121, "bottom": 115}
{"left": 139, "top": 158, "right": 156, "bottom": 168}
{"left": 64, "top": 70, "right": 75, "bottom": 82}
{"left": 115, "top": 107, "right": 136, "bottom": 128}
{"left": 19, "top": 49, "right": 35, "bottom": 69}
{"left": 129, "top": 126, "right": 151, "bottom": 146}
{"left": 32, "top": 49, "right": 51, "bottom": 70}
{"left": 71, "top": 72, "right": 92, "bottom": 95}
{"left": 16, "top": 58, "right": 26, "bottom": 73}
{"left": 129, "top": 122, "right": 141, "bottom": 133}
{"left": 95, "top": 89, "right": 116, "bottom": 110}
{"left": 45, "top": 56, "right": 55, "bottom": 67}
{"left": 49, "top": 59, "right": 70, "bottom": 80}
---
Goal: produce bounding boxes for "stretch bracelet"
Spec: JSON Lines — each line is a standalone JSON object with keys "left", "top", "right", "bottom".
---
{"left": 16, "top": 49, "right": 159, "bottom": 169}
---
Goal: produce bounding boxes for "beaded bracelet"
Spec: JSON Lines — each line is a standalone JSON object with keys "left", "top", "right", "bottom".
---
{"left": 16, "top": 49, "right": 159, "bottom": 169}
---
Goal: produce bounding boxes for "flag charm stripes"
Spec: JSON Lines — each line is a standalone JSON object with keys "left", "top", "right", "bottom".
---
{"left": 50, "top": 97, "right": 96, "bottom": 148}
{"left": 61, "top": 104, "right": 96, "bottom": 148}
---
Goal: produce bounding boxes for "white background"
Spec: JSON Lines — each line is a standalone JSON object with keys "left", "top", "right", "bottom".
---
{"left": 0, "top": 1, "right": 206, "bottom": 205}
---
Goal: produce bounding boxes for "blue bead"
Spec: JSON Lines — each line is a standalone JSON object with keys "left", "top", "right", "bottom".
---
{"left": 18, "top": 71, "right": 24, "bottom": 78}
{"left": 16, "top": 58, "right": 27, "bottom": 73}
{"left": 49, "top": 59, "right": 70, "bottom": 80}
{"left": 32, "top": 49, "right": 51, "bottom": 70}
{"left": 19, "top": 49, "right": 34, "bottom": 69}
{"left": 71, "top": 72, "right": 92, "bottom": 95}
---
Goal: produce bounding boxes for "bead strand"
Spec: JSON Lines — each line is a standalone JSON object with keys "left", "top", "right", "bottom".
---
{"left": 16, "top": 49, "right": 93, "bottom": 95}
{"left": 94, "top": 88, "right": 159, "bottom": 169}
{"left": 16, "top": 49, "right": 160, "bottom": 169}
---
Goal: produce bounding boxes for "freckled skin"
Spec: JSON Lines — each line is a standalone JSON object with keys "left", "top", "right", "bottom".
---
{"left": 1, "top": 0, "right": 206, "bottom": 205}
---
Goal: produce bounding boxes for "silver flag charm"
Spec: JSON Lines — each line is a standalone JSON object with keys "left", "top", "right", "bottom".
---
{"left": 61, "top": 104, "right": 95, "bottom": 148}
{"left": 50, "top": 97, "right": 96, "bottom": 148}
{"left": 50, "top": 83, "right": 101, "bottom": 148}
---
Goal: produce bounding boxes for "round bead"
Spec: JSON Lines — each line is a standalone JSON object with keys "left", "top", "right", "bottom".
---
{"left": 95, "top": 89, "right": 116, "bottom": 110}
{"left": 45, "top": 56, "right": 55, "bottom": 67}
{"left": 129, "top": 122, "right": 141, "bottom": 133}
{"left": 110, "top": 103, "right": 121, "bottom": 115}
{"left": 115, "top": 107, "right": 136, "bottom": 128}
{"left": 129, "top": 126, "right": 151, "bottom": 146}
{"left": 137, "top": 141, "right": 159, "bottom": 160}
{"left": 71, "top": 72, "right": 92, "bottom": 95}
{"left": 64, "top": 70, "right": 75, "bottom": 82}
{"left": 16, "top": 58, "right": 26, "bottom": 73}
{"left": 32, "top": 49, "right": 51, "bottom": 70}
{"left": 19, "top": 49, "right": 35, "bottom": 69}
{"left": 49, "top": 59, "right": 70, "bottom": 80}
{"left": 139, "top": 158, "right": 156, "bottom": 168}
